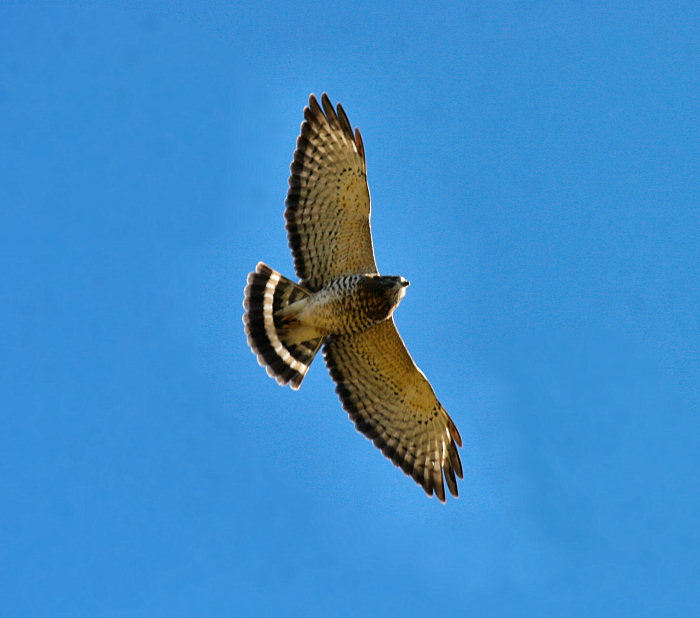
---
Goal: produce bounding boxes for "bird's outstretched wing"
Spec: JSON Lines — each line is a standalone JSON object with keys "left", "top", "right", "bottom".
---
{"left": 323, "top": 319, "right": 463, "bottom": 502}
{"left": 285, "top": 93, "right": 378, "bottom": 291}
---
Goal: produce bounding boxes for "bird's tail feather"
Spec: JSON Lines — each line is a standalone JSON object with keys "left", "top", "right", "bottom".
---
{"left": 243, "top": 262, "right": 323, "bottom": 389}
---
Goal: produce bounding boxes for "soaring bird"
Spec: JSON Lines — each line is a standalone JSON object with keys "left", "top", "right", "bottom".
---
{"left": 243, "top": 94, "right": 462, "bottom": 501}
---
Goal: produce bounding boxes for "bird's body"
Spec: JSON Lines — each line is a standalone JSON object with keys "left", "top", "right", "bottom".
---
{"left": 243, "top": 94, "right": 463, "bottom": 502}
{"left": 287, "top": 273, "right": 409, "bottom": 337}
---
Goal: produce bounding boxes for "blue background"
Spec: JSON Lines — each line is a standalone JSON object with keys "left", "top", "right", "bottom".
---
{"left": 2, "top": 3, "right": 698, "bottom": 616}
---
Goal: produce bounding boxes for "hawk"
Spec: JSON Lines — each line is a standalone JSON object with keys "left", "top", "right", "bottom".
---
{"left": 243, "top": 94, "right": 463, "bottom": 501}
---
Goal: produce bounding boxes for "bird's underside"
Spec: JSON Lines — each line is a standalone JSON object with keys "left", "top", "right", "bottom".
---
{"left": 243, "top": 93, "right": 462, "bottom": 502}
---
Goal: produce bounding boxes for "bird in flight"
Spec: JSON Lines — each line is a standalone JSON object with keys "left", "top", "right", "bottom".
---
{"left": 243, "top": 94, "right": 462, "bottom": 501}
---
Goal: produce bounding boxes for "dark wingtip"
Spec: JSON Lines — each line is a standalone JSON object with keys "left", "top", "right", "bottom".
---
{"left": 354, "top": 127, "right": 365, "bottom": 159}
{"left": 448, "top": 417, "right": 462, "bottom": 448}
{"left": 444, "top": 460, "right": 459, "bottom": 498}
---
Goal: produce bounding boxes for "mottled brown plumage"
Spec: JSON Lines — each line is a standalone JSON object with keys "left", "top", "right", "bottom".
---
{"left": 243, "top": 94, "right": 462, "bottom": 501}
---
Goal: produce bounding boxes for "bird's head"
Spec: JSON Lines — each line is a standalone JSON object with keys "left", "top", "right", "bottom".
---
{"left": 362, "top": 274, "right": 409, "bottom": 319}
{"left": 385, "top": 275, "right": 409, "bottom": 303}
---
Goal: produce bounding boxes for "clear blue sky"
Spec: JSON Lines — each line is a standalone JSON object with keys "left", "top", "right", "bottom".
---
{"left": 2, "top": 3, "right": 698, "bottom": 616}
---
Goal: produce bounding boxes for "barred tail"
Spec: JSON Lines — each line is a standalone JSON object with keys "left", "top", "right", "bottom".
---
{"left": 243, "top": 262, "right": 323, "bottom": 389}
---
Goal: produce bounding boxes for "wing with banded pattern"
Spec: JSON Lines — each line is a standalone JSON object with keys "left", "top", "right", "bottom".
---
{"left": 323, "top": 319, "right": 463, "bottom": 502}
{"left": 285, "top": 93, "right": 378, "bottom": 291}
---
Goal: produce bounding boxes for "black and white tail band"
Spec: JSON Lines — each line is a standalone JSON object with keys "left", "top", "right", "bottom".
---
{"left": 243, "top": 262, "right": 322, "bottom": 389}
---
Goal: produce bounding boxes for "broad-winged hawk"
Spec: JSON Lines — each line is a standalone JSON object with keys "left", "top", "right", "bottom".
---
{"left": 243, "top": 94, "right": 462, "bottom": 502}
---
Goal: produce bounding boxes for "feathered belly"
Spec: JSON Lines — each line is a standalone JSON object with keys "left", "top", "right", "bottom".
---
{"left": 290, "top": 275, "right": 394, "bottom": 336}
